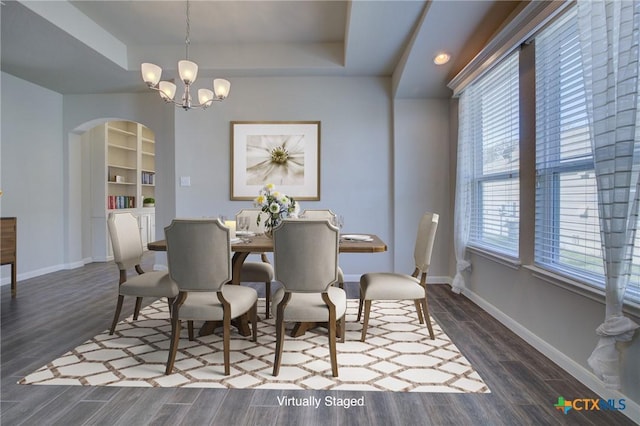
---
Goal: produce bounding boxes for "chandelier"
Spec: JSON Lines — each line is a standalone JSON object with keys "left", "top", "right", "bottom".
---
{"left": 140, "top": 0, "right": 230, "bottom": 110}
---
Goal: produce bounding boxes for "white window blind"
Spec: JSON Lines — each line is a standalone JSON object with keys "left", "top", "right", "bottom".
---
{"left": 535, "top": 7, "right": 640, "bottom": 303}
{"left": 462, "top": 52, "right": 520, "bottom": 257}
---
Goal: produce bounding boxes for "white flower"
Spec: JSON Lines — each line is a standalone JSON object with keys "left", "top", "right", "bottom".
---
{"left": 246, "top": 135, "right": 305, "bottom": 185}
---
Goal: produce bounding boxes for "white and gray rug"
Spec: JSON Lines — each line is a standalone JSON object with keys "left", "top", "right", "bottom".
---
{"left": 20, "top": 299, "right": 490, "bottom": 393}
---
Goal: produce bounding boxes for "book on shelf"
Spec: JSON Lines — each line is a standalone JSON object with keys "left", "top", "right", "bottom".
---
{"left": 107, "top": 195, "right": 135, "bottom": 210}
{"left": 141, "top": 171, "right": 155, "bottom": 185}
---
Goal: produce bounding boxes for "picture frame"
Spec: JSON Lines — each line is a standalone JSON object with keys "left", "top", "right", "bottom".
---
{"left": 230, "top": 121, "right": 321, "bottom": 200}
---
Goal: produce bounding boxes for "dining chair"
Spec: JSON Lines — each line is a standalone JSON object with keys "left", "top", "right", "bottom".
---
{"left": 298, "top": 209, "right": 345, "bottom": 289}
{"left": 107, "top": 212, "right": 178, "bottom": 335}
{"left": 358, "top": 212, "right": 439, "bottom": 342}
{"left": 235, "top": 208, "right": 274, "bottom": 318}
{"left": 272, "top": 219, "right": 346, "bottom": 377}
{"left": 164, "top": 219, "right": 258, "bottom": 376}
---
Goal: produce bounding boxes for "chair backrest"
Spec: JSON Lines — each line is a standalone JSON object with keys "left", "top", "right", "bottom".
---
{"left": 235, "top": 208, "right": 268, "bottom": 233}
{"left": 107, "top": 212, "right": 143, "bottom": 270}
{"left": 165, "top": 219, "right": 232, "bottom": 292}
{"left": 414, "top": 212, "right": 439, "bottom": 272}
{"left": 273, "top": 220, "right": 339, "bottom": 292}
{"left": 300, "top": 209, "right": 336, "bottom": 220}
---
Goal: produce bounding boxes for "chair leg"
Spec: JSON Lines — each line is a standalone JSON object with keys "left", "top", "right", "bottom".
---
{"left": 188, "top": 321, "right": 194, "bottom": 341}
{"left": 322, "top": 293, "right": 339, "bottom": 377}
{"left": 273, "top": 292, "right": 291, "bottom": 376}
{"left": 251, "top": 302, "right": 258, "bottom": 342}
{"left": 420, "top": 298, "right": 435, "bottom": 339}
{"left": 357, "top": 288, "right": 364, "bottom": 322}
{"left": 165, "top": 317, "right": 181, "bottom": 375}
{"left": 109, "top": 295, "right": 125, "bottom": 335}
{"left": 414, "top": 300, "right": 425, "bottom": 324}
{"left": 265, "top": 281, "right": 271, "bottom": 319}
{"left": 360, "top": 300, "right": 371, "bottom": 342}
{"left": 133, "top": 297, "right": 143, "bottom": 320}
{"left": 167, "top": 297, "right": 175, "bottom": 315}
{"left": 222, "top": 310, "right": 231, "bottom": 376}
{"left": 340, "top": 314, "right": 346, "bottom": 343}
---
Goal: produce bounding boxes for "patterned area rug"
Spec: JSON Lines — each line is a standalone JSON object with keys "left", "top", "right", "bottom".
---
{"left": 20, "top": 299, "right": 490, "bottom": 393}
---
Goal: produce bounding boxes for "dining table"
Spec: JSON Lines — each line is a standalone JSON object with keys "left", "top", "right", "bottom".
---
{"left": 148, "top": 232, "right": 387, "bottom": 337}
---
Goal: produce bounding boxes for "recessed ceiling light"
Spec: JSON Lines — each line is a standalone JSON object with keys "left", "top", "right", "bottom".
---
{"left": 433, "top": 52, "right": 451, "bottom": 65}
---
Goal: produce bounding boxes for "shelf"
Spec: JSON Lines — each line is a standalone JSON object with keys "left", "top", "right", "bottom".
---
{"left": 108, "top": 181, "right": 136, "bottom": 185}
{"left": 108, "top": 164, "right": 136, "bottom": 171}
{"left": 108, "top": 143, "right": 136, "bottom": 152}
{"left": 141, "top": 137, "right": 155, "bottom": 144}
{"left": 141, "top": 151, "right": 155, "bottom": 157}
{"left": 107, "top": 126, "right": 136, "bottom": 137}
{"left": 141, "top": 184, "right": 155, "bottom": 187}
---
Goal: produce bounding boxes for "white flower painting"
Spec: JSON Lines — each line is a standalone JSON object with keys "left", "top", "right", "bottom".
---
{"left": 231, "top": 121, "right": 320, "bottom": 201}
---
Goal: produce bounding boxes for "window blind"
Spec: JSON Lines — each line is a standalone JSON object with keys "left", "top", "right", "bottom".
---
{"left": 462, "top": 52, "right": 520, "bottom": 257}
{"left": 535, "top": 7, "right": 640, "bottom": 303}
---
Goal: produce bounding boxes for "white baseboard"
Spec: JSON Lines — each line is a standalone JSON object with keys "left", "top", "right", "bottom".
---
{"left": 462, "top": 287, "right": 640, "bottom": 423}
{"left": 1, "top": 257, "right": 97, "bottom": 287}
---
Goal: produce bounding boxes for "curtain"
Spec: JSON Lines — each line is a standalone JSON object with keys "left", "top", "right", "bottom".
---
{"left": 452, "top": 93, "right": 473, "bottom": 294}
{"left": 577, "top": 0, "right": 640, "bottom": 390}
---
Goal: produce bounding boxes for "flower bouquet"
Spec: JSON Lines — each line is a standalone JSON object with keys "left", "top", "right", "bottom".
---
{"left": 254, "top": 184, "right": 298, "bottom": 236}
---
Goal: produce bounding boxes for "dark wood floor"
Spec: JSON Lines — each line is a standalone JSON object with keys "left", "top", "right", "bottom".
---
{"left": 1, "top": 252, "right": 636, "bottom": 425}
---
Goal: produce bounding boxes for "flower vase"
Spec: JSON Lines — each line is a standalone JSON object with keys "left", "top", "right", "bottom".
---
{"left": 264, "top": 218, "right": 279, "bottom": 238}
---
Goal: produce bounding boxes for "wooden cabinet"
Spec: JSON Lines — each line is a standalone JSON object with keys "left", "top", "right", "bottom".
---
{"left": 1, "top": 217, "right": 17, "bottom": 297}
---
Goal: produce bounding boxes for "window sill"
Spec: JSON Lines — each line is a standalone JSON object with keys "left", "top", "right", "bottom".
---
{"left": 467, "top": 246, "right": 521, "bottom": 270}
{"left": 523, "top": 265, "right": 640, "bottom": 320}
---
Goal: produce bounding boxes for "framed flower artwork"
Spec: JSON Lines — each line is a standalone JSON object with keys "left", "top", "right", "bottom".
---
{"left": 230, "top": 121, "right": 321, "bottom": 200}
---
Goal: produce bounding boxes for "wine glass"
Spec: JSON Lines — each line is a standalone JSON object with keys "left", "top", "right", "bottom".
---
{"left": 237, "top": 216, "right": 250, "bottom": 242}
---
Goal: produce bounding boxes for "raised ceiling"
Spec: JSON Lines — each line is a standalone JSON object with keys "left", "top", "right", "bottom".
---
{"left": 1, "top": 0, "right": 521, "bottom": 98}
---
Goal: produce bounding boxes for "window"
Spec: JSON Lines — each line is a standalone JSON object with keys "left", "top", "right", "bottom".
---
{"left": 535, "top": 8, "right": 640, "bottom": 303}
{"left": 461, "top": 52, "right": 520, "bottom": 257}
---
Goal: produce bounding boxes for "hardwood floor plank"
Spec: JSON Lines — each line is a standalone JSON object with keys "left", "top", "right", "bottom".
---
{"left": 50, "top": 401, "right": 106, "bottom": 426}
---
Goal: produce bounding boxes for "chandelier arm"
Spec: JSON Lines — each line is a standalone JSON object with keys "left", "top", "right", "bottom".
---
{"left": 146, "top": 86, "right": 223, "bottom": 110}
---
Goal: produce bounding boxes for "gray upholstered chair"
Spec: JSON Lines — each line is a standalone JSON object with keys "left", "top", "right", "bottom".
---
{"left": 298, "top": 209, "right": 345, "bottom": 289}
{"left": 164, "top": 219, "right": 258, "bottom": 376}
{"left": 107, "top": 212, "right": 178, "bottom": 335}
{"left": 272, "top": 219, "right": 346, "bottom": 377}
{"left": 235, "top": 208, "right": 274, "bottom": 318}
{"left": 358, "top": 212, "right": 439, "bottom": 342}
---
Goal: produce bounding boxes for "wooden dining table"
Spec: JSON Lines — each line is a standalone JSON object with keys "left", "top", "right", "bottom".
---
{"left": 148, "top": 233, "right": 387, "bottom": 337}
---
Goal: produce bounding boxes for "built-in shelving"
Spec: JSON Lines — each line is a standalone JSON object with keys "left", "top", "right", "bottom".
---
{"left": 84, "top": 120, "right": 157, "bottom": 261}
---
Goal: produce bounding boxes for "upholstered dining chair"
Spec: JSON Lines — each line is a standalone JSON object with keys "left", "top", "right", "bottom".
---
{"left": 298, "top": 209, "right": 345, "bottom": 289}
{"left": 164, "top": 219, "right": 258, "bottom": 376}
{"left": 107, "top": 212, "right": 178, "bottom": 335}
{"left": 358, "top": 212, "right": 439, "bottom": 342}
{"left": 272, "top": 219, "right": 346, "bottom": 377}
{"left": 235, "top": 208, "right": 274, "bottom": 318}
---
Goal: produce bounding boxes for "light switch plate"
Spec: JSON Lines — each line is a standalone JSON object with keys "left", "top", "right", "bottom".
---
{"left": 180, "top": 176, "right": 191, "bottom": 187}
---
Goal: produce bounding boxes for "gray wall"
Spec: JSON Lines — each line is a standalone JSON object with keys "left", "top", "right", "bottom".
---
{"left": 1, "top": 72, "right": 65, "bottom": 278}
{"left": 0, "top": 73, "right": 454, "bottom": 281}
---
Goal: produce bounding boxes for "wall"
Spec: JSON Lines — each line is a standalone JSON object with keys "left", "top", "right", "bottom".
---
{"left": 393, "top": 99, "right": 450, "bottom": 281}
{"left": 1, "top": 72, "right": 65, "bottom": 281}
{"left": 0, "top": 73, "right": 455, "bottom": 283}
